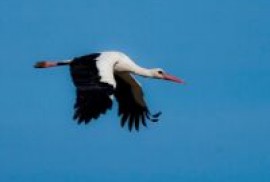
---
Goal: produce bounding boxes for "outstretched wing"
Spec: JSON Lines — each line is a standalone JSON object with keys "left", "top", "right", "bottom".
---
{"left": 70, "top": 53, "right": 114, "bottom": 124}
{"left": 114, "top": 73, "right": 161, "bottom": 131}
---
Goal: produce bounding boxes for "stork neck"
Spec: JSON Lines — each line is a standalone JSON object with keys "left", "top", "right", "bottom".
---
{"left": 132, "top": 66, "right": 153, "bottom": 78}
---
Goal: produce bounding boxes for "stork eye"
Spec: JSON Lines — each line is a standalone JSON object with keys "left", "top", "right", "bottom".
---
{"left": 158, "top": 70, "right": 164, "bottom": 74}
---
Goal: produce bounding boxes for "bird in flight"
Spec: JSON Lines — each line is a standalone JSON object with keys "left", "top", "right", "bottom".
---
{"left": 34, "top": 51, "right": 184, "bottom": 131}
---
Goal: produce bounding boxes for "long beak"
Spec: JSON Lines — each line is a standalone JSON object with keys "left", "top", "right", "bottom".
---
{"left": 163, "top": 73, "right": 185, "bottom": 84}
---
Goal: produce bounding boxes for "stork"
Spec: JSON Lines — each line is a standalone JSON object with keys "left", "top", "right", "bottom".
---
{"left": 34, "top": 51, "right": 184, "bottom": 131}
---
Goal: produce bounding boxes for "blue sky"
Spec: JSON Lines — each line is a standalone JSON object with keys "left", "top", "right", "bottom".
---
{"left": 1, "top": 0, "right": 270, "bottom": 181}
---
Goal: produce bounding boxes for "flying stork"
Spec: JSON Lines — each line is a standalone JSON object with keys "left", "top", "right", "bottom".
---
{"left": 34, "top": 51, "right": 184, "bottom": 131}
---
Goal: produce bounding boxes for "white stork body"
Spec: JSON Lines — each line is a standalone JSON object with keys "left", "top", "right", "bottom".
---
{"left": 34, "top": 51, "right": 184, "bottom": 131}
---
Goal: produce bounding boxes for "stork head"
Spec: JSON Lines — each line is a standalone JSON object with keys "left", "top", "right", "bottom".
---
{"left": 151, "top": 68, "right": 185, "bottom": 84}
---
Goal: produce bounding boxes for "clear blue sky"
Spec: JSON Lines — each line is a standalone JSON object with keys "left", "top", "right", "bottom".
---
{"left": 1, "top": 0, "right": 270, "bottom": 181}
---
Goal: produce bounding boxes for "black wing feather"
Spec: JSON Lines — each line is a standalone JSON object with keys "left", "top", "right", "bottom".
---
{"left": 114, "top": 74, "right": 161, "bottom": 131}
{"left": 70, "top": 53, "right": 114, "bottom": 124}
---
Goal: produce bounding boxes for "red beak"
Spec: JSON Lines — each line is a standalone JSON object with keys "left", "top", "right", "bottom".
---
{"left": 163, "top": 73, "right": 185, "bottom": 84}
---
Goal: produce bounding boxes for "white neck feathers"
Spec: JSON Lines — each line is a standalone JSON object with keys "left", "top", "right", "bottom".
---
{"left": 114, "top": 52, "right": 153, "bottom": 78}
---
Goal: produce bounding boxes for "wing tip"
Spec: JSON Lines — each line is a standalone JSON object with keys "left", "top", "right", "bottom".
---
{"left": 119, "top": 110, "right": 161, "bottom": 132}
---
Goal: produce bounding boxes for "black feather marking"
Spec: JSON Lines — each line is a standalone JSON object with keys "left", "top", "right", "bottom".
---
{"left": 70, "top": 53, "right": 114, "bottom": 124}
{"left": 134, "top": 114, "right": 140, "bottom": 131}
{"left": 152, "top": 111, "right": 162, "bottom": 118}
{"left": 128, "top": 113, "right": 134, "bottom": 131}
{"left": 150, "top": 118, "right": 159, "bottom": 122}
{"left": 121, "top": 113, "right": 129, "bottom": 127}
{"left": 70, "top": 53, "right": 101, "bottom": 88}
{"left": 114, "top": 74, "right": 161, "bottom": 131}
{"left": 73, "top": 86, "right": 114, "bottom": 124}
{"left": 141, "top": 114, "right": 147, "bottom": 127}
